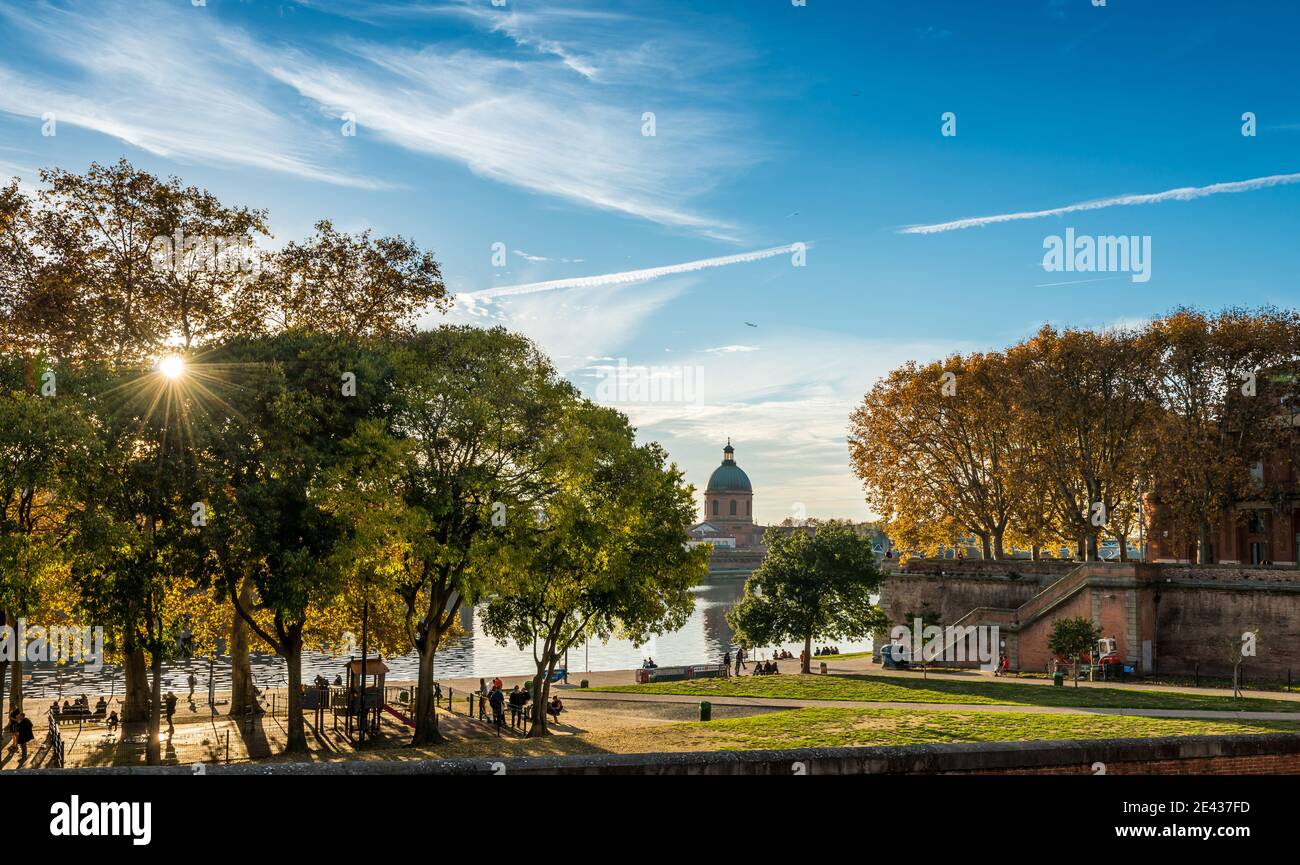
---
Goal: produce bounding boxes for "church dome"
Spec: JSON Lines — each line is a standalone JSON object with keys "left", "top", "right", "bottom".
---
{"left": 706, "top": 440, "right": 752, "bottom": 493}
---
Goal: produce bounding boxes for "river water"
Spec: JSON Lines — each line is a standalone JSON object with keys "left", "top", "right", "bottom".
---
{"left": 17, "top": 575, "right": 873, "bottom": 698}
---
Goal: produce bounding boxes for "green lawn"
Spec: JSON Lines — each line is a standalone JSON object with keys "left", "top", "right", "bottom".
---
{"left": 583, "top": 707, "right": 1300, "bottom": 752}
{"left": 592, "top": 672, "right": 1300, "bottom": 713}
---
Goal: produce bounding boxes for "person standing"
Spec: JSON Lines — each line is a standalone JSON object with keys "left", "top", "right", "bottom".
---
{"left": 722, "top": 650, "right": 731, "bottom": 678}
{"left": 478, "top": 678, "right": 489, "bottom": 721}
{"left": 6, "top": 709, "right": 19, "bottom": 753}
{"left": 16, "top": 712, "right": 34, "bottom": 761}
{"left": 488, "top": 685, "right": 505, "bottom": 729}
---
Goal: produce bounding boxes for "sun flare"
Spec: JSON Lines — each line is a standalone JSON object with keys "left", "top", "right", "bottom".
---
{"left": 158, "top": 355, "right": 185, "bottom": 380}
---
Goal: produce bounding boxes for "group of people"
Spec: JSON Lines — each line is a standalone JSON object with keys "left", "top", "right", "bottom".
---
{"left": 752, "top": 659, "right": 782, "bottom": 676}
{"left": 814, "top": 646, "right": 842, "bottom": 657}
{"left": 478, "top": 677, "right": 566, "bottom": 728}
{"left": 641, "top": 657, "right": 658, "bottom": 670}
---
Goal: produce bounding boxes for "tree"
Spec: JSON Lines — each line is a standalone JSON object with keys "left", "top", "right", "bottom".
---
{"left": 1047, "top": 617, "right": 1100, "bottom": 687}
{"left": 482, "top": 401, "right": 707, "bottom": 736}
{"left": 727, "top": 522, "right": 885, "bottom": 673}
{"left": 198, "top": 331, "right": 394, "bottom": 753}
{"left": 0, "top": 160, "right": 268, "bottom": 363}
{"left": 65, "top": 358, "right": 205, "bottom": 763}
{"left": 849, "top": 354, "right": 1020, "bottom": 559}
{"left": 0, "top": 357, "right": 90, "bottom": 716}
{"left": 1147, "top": 308, "right": 1295, "bottom": 562}
{"left": 244, "top": 219, "right": 448, "bottom": 339}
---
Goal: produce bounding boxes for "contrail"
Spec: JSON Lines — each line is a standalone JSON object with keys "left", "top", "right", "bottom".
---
{"left": 459, "top": 243, "right": 805, "bottom": 300}
{"left": 900, "top": 171, "right": 1300, "bottom": 234}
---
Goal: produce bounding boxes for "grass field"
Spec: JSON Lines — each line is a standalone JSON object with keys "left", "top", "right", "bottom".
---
{"left": 592, "top": 673, "right": 1300, "bottom": 713}
{"left": 580, "top": 707, "right": 1300, "bottom": 752}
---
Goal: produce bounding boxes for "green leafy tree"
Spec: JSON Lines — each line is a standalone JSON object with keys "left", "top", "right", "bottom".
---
{"left": 198, "top": 331, "right": 394, "bottom": 753}
{"left": 482, "top": 402, "right": 708, "bottom": 736}
{"left": 1047, "top": 616, "right": 1101, "bottom": 687}
{"left": 728, "top": 522, "right": 885, "bottom": 673}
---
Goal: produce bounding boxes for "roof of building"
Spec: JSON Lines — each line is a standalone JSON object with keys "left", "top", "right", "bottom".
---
{"left": 706, "top": 439, "right": 753, "bottom": 494}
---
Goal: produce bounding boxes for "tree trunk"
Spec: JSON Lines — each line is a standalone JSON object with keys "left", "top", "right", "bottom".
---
{"left": 979, "top": 536, "right": 992, "bottom": 560}
{"left": 1085, "top": 534, "right": 1099, "bottom": 562}
{"left": 993, "top": 533, "right": 1006, "bottom": 560}
{"left": 802, "top": 633, "right": 812, "bottom": 674}
{"left": 411, "top": 640, "right": 442, "bottom": 746}
{"left": 283, "top": 638, "right": 307, "bottom": 754}
{"left": 9, "top": 651, "right": 22, "bottom": 715}
{"left": 228, "top": 579, "right": 256, "bottom": 716}
{"left": 528, "top": 668, "right": 547, "bottom": 737}
{"left": 123, "top": 645, "right": 150, "bottom": 722}
{"left": 146, "top": 644, "right": 162, "bottom": 765}
{"left": 1031, "top": 544, "right": 1041, "bottom": 561}
{"left": 0, "top": 610, "right": 7, "bottom": 719}
{"left": 1197, "top": 520, "right": 1213, "bottom": 564}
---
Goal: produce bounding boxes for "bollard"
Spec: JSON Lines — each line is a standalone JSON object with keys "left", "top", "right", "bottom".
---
{"left": 699, "top": 700, "right": 712, "bottom": 722}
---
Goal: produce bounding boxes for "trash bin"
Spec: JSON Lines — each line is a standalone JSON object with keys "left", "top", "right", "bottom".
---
{"left": 699, "top": 701, "right": 712, "bottom": 722}
{"left": 820, "top": 662, "right": 828, "bottom": 675}
{"left": 1053, "top": 671, "right": 1065, "bottom": 687}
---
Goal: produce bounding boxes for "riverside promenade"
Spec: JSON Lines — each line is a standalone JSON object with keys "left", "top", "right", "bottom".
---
{"left": 5, "top": 654, "right": 1299, "bottom": 771}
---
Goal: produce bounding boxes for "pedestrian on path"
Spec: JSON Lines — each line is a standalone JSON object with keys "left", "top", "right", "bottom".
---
{"left": 478, "top": 678, "right": 489, "bottom": 721}
{"left": 187, "top": 672, "right": 197, "bottom": 702}
{"left": 164, "top": 691, "right": 178, "bottom": 733}
{"left": 723, "top": 650, "right": 731, "bottom": 678}
{"left": 16, "top": 712, "right": 33, "bottom": 761}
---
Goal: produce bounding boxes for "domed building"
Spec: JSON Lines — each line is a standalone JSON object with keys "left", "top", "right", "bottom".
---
{"left": 689, "top": 440, "right": 766, "bottom": 550}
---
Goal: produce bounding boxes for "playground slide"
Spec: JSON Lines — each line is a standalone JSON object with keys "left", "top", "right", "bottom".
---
{"left": 381, "top": 704, "right": 415, "bottom": 728}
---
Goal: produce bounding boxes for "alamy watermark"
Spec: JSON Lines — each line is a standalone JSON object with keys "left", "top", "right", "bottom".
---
{"left": 593, "top": 359, "right": 704, "bottom": 405}
{"left": 149, "top": 230, "right": 261, "bottom": 275}
{"left": 1042, "top": 227, "right": 1151, "bottom": 283}
{"left": 888, "top": 618, "right": 1000, "bottom": 670}
{"left": 0, "top": 618, "right": 105, "bottom": 672}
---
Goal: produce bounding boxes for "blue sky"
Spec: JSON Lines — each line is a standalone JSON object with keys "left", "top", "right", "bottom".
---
{"left": 2, "top": 0, "right": 1299, "bottom": 523}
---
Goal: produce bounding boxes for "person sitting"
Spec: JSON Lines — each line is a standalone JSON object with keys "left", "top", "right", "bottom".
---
{"left": 94, "top": 697, "right": 107, "bottom": 716}
{"left": 771, "top": 661, "right": 781, "bottom": 674}
{"left": 62, "top": 700, "right": 72, "bottom": 715}
{"left": 547, "top": 696, "right": 564, "bottom": 723}
{"left": 106, "top": 711, "right": 119, "bottom": 732}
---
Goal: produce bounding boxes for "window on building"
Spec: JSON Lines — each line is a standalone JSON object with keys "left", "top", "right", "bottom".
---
{"left": 747, "top": 500, "right": 751, "bottom": 516}
{"left": 1248, "top": 510, "right": 1267, "bottom": 534}
{"left": 730, "top": 500, "right": 737, "bottom": 516}
{"left": 712, "top": 500, "right": 718, "bottom": 516}
{"left": 1250, "top": 461, "right": 1265, "bottom": 486}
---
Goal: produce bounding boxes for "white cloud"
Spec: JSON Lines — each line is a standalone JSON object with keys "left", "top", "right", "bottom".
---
{"left": 459, "top": 244, "right": 804, "bottom": 300}
{"left": 900, "top": 171, "right": 1300, "bottom": 234}
{"left": 0, "top": 2, "right": 383, "bottom": 189}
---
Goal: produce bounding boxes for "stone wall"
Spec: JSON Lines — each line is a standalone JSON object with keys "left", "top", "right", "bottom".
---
{"left": 28, "top": 732, "right": 1300, "bottom": 775}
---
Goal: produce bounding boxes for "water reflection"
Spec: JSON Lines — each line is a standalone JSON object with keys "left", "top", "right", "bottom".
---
{"left": 19, "top": 575, "right": 873, "bottom": 697}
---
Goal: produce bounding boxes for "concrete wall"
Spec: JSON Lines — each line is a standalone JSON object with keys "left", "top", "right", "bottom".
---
{"left": 27, "top": 733, "right": 1300, "bottom": 775}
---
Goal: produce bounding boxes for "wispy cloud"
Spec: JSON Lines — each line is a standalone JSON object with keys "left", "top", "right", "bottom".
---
{"left": 900, "top": 171, "right": 1300, "bottom": 234}
{"left": 0, "top": 1, "right": 384, "bottom": 189}
{"left": 459, "top": 243, "right": 804, "bottom": 301}
{"left": 241, "top": 3, "right": 755, "bottom": 237}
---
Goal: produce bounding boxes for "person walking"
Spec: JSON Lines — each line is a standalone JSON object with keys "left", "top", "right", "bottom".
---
{"left": 187, "top": 672, "right": 197, "bottom": 702}
{"left": 723, "top": 650, "right": 731, "bottom": 678}
{"left": 164, "top": 691, "right": 178, "bottom": 733}
{"left": 478, "top": 678, "right": 489, "bottom": 721}
{"left": 16, "top": 712, "right": 34, "bottom": 761}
